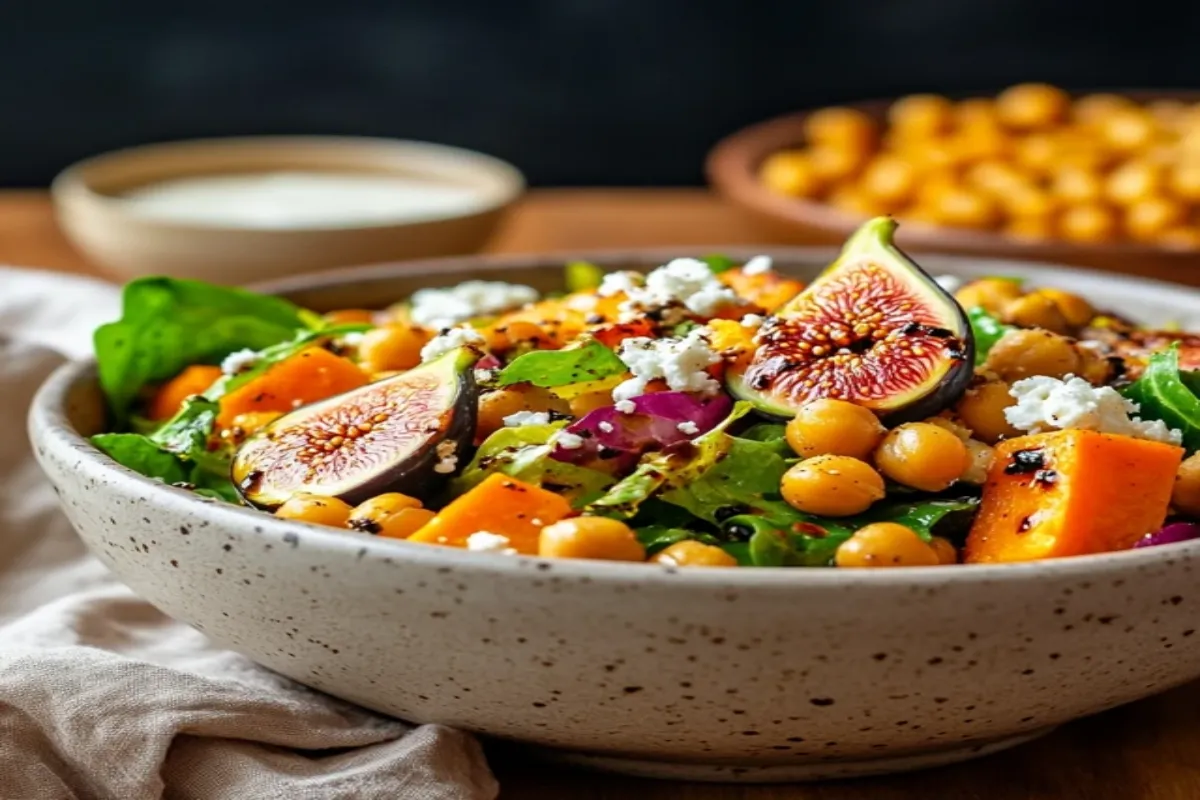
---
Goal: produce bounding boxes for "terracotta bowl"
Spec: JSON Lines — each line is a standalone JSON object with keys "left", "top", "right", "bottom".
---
{"left": 29, "top": 249, "right": 1200, "bottom": 783}
{"left": 52, "top": 136, "right": 525, "bottom": 285}
{"left": 706, "top": 91, "right": 1200, "bottom": 286}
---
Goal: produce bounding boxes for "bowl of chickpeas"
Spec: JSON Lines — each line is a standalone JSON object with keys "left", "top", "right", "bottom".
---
{"left": 707, "top": 85, "right": 1200, "bottom": 284}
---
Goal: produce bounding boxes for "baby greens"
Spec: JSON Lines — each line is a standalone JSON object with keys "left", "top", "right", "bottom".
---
{"left": 1123, "top": 344, "right": 1200, "bottom": 452}
{"left": 496, "top": 339, "right": 626, "bottom": 388}
{"left": 966, "top": 307, "right": 1012, "bottom": 366}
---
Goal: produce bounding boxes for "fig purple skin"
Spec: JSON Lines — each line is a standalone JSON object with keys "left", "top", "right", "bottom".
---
{"left": 232, "top": 347, "right": 479, "bottom": 509}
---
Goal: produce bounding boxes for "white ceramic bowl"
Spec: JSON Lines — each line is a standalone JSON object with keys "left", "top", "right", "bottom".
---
{"left": 29, "top": 249, "right": 1200, "bottom": 783}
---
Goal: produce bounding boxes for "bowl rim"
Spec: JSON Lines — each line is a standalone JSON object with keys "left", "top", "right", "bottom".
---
{"left": 706, "top": 89, "right": 1200, "bottom": 259}
{"left": 50, "top": 134, "right": 527, "bottom": 234}
{"left": 32, "top": 244, "right": 1200, "bottom": 588}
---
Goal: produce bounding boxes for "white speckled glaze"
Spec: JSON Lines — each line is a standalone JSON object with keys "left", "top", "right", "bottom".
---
{"left": 29, "top": 249, "right": 1200, "bottom": 782}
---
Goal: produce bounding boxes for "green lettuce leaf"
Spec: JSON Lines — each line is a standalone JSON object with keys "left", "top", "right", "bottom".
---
{"left": 497, "top": 339, "right": 627, "bottom": 388}
{"left": 564, "top": 261, "right": 605, "bottom": 293}
{"left": 95, "top": 277, "right": 314, "bottom": 418}
{"left": 1122, "top": 344, "right": 1200, "bottom": 452}
{"left": 699, "top": 254, "right": 736, "bottom": 274}
{"left": 91, "top": 429, "right": 239, "bottom": 503}
{"left": 635, "top": 525, "right": 721, "bottom": 555}
{"left": 966, "top": 307, "right": 1011, "bottom": 366}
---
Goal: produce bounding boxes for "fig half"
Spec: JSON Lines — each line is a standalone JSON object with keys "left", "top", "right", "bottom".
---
{"left": 232, "top": 347, "right": 479, "bottom": 508}
{"left": 728, "top": 217, "right": 973, "bottom": 421}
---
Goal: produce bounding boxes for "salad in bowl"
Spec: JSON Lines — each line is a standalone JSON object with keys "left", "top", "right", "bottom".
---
{"left": 91, "top": 218, "right": 1200, "bottom": 569}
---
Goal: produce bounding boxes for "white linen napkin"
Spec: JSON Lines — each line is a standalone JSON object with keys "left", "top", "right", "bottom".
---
{"left": 0, "top": 268, "right": 498, "bottom": 800}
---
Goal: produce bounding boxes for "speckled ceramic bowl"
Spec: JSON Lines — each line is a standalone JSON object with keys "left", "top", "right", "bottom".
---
{"left": 29, "top": 249, "right": 1200, "bottom": 783}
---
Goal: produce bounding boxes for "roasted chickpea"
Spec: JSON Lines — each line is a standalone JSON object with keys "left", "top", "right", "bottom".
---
{"left": 1003, "top": 216, "right": 1055, "bottom": 241}
{"left": 275, "top": 493, "right": 353, "bottom": 528}
{"left": 1172, "top": 453, "right": 1200, "bottom": 517}
{"left": 358, "top": 325, "right": 432, "bottom": 373}
{"left": 954, "top": 127, "right": 1010, "bottom": 162}
{"left": 965, "top": 160, "right": 1028, "bottom": 197}
{"left": 874, "top": 423, "right": 970, "bottom": 492}
{"left": 1106, "top": 160, "right": 1164, "bottom": 206}
{"left": 1012, "top": 133, "right": 1060, "bottom": 174}
{"left": 1148, "top": 99, "right": 1189, "bottom": 130}
{"left": 1059, "top": 203, "right": 1119, "bottom": 243}
{"left": 1072, "top": 93, "right": 1136, "bottom": 126}
{"left": 888, "top": 94, "right": 954, "bottom": 138}
{"left": 348, "top": 493, "right": 426, "bottom": 538}
{"left": 858, "top": 156, "right": 920, "bottom": 207}
{"left": 929, "top": 536, "right": 959, "bottom": 565}
{"left": 1050, "top": 165, "right": 1105, "bottom": 204}
{"left": 1000, "top": 185, "right": 1057, "bottom": 219}
{"left": 835, "top": 522, "right": 940, "bottom": 568}
{"left": 760, "top": 151, "right": 822, "bottom": 198}
{"left": 785, "top": 398, "right": 886, "bottom": 460}
{"left": 985, "top": 328, "right": 1084, "bottom": 382}
{"left": 1158, "top": 227, "right": 1200, "bottom": 250}
{"left": 1001, "top": 293, "right": 1072, "bottom": 335}
{"left": 925, "top": 415, "right": 971, "bottom": 441}
{"left": 1031, "top": 288, "right": 1095, "bottom": 328}
{"left": 538, "top": 517, "right": 645, "bottom": 562}
{"left": 930, "top": 187, "right": 1000, "bottom": 229}
{"left": 1125, "top": 196, "right": 1187, "bottom": 242}
{"left": 1101, "top": 109, "right": 1157, "bottom": 154}
{"left": 1168, "top": 161, "right": 1200, "bottom": 202}
{"left": 476, "top": 385, "right": 568, "bottom": 440}
{"left": 651, "top": 540, "right": 739, "bottom": 568}
{"left": 953, "top": 278, "right": 1023, "bottom": 314}
{"left": 954, "top": 97, "right": 1002, "bottom": 131}
{"left": 996, "top": 83, "right": 1070, "bottom": 130}
{"left": 826, "top": 185, "right": 888, "bottom": 218}
{"left": 955, "top": 379, "right": 1020, "bottom": 443}
{"left": 804, "top": 106, "right": 878, "bottom": 152}
{"left": 780, "top": 455, "right": 885, "bottom": 517}
{"left": 807, "top": 146, "right": 866, "bottom": 183}
{"left": 961, "top": 440, "right": 997, "bottom": 485}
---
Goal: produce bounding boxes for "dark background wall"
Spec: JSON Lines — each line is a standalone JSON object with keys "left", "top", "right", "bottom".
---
{"left": 1, "top": 1, "right": 1196, "bottom": 187}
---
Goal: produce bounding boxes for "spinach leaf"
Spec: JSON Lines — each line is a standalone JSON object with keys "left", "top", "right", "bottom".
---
{"left": 95, "top": 277, "right": 313, "bottom": 418}
{"left": 564, "top": 261, "right": 605, "bottom": 293}
{"left": 699, "top": 254, "right": 736, "bottom": 274}
{"left": 497, "top": 339, "right": 627, "bottom": 388}
{"left": 635, "top": 525, "right": 720, "bottom": 555}
{"left": 1122, "top": 344, "right": 1200, "bottom": 452}
{"left": 148, "top": 397, "right": 221, "bottom": 458}
{"left": 966, "top": 307, "right": 1012, "bottom": 365}
{"left": 91, "top": 430, "right": 239, "bottom": 503}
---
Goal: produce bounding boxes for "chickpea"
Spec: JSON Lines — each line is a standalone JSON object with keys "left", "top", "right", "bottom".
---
{"left": 930, "top": 187, "right": 1000, "bottom": 229}
{"left": 807, "top": 145, "right": 866, "bottom": 183}
{"left": 780, "top": 455, "right": 885, "bottom": 517}
{"left": 954, "top": 98, "right": 1002, "bottom": 132}
{"left": 275, "top": 493, "right": 353, "bottom": 528}
{"left": 930, "top": 536, "right": 960, "bottom": 565}
{"left": 955, "top": 379, "right": 1020, "bottom": 444}
{"left": 1101, "top": 109, "right": 1157, "bottom": 154}
{"left": 996, "top": 83, "right": 1070, "bottom": 130}
{"left": 1148, "top": 99, "right": 1189, "bottom": 130}
{"left": 804, "top": 106, "right": 878, "bottom": 152}
{"left": 953, "top": 127, "right": 1009, "bottom": 162}
{"left": 538, "top": 517, "right": 645, "bottom": 561}
{"left": 760, "top": 151, "right": 822, "bottom": 198}
{"left": 965, "top": 160, "right": 1028, "bottom": 197}
{"left": 913, "top": 171, "right": 962, "bottom": 208}
{"left": 476, "top": 385, "right": 568, "bottom": 440}
{"left": 1050, "top": 166, "right": 1104, "bottom": 204}
{"left": 1029, "top": 288, "right": 1095, "bottom": 328}
{"left": 1168, "top": 161, "right": 1200, "bottom": 202}
{"left": 835, "top": 523, "right": 940, "bottom": 568}
{"left": 859, "top": 156, "right": 920, "bottom": 207}
{"left": 785, "top": 398, "right": 886, "bottom": 460}
{"left": 1000, "top": 185, "right": 1056, "bottom": 219}
{"left": 874, "top": 423, "right": 970, "bottom": 492}
{"left": 358, "top": 325, "right": 431, "bottom": 373}
{"left": 1172, "top": 453, "right": 1200, "bottom": 517}
{"left": 650, "top": 540, "right": 738, "bottom": 568}
{"left": 953, "top": 278, "right": 1023, "bottom": 314}
{"left": 1004, "top": 216, "right": 1055, "bottom": 241}
{"left": 1125, "top": 196, "right": 1187, "bottom": 242}
{"left": 1106, "top": 160, "right": 1164, "bottom": 206}
{"left": 888, "top": 94, "right": 954, "bottom": 138}
{"left": 348, "top": 492, "right": 425, "bottom": 538}
{"left": 1158, "top": 227, "right": 1200, "bottom": 250}
{"left": 1001, "top": 293, "right": 1072, "bottom": 334}
{"left": 1012, "top": 133, "right": 1060, "bottom": 174}
{"left": 961, "top": 440, "right": 997, "bottom": 485}
{"left": 826, "top": 185, "right": 888, "bottom": 218}
{"left": 985, "top": 328, "right": 1084, "bottom": 382}
{"left": 1059, "top": 203, "right": 1119, "bottom": 243}
{"left": 925, "top": 415, "right": 971, "bottom": 441}
{"left": 1072, "top": 93, "right": 1136, "bottom": 126}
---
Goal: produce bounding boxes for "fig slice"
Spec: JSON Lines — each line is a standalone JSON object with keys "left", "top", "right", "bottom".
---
{"left": 232, "top": 347, "right": 479, "bottom": 508}
{"left": 728, "top": 217, "right": 974, "bottom": 421}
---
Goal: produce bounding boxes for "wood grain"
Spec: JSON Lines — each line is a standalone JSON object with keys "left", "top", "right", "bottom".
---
{"left": 5, "top": 187, "right": 1200, "bottom": 799}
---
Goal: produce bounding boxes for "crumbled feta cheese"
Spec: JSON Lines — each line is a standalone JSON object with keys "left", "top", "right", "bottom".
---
{"left": 409, "top": 281, "right": 539, "bottom": 329}
{"left": 555, "top": 431, "right": 586, "bottom": 450}
{"left": 420, "top": 326, "right": 486, "bottom": 362}
{"left": 597, "top": 271, "right": 645, "bottom": 297}
{"left": 503, "top": 410, "right": 551, "bottom": 427}
{"left": 934, "top": 275, "right": 963, "bottom": 293}
{"left": 466, "top": 531, "right": 517, "bottom": 554}
{"left": 613, "top": 259, "right": 739, "bottom": 321}
{"left": 566, "top": 293, "right": 599, "bottom": 311}
{"left": 340, "top": 331, "right": 365, "bottom": 347}
{"left": 615, "top": 399, "right": 637, "bottom": 414}
{"left": 743, "top": 255, "right": 773, "bottom": 275}
{"left": 474, "top": 367, "right": 498, "bottom": 383}
{"left": 433, "top": 440, "right": 459, "bottom": 474}
{"left": 613, "top": 327, "right": 721, "bottom": 402}
{"left": 598, "top": 421, "right": 615, "bottom": 433}
{"left": 220, "top": 348, "right": 260, "bottom": 375}
{"left": 676, "top": 420, "right": 700, "bottom": 435}
{"left": 740, "top": 313, "right": 765, "bottom": 329}
{"left": 1006, "top": 375, "right": 1182, "bottom": 445}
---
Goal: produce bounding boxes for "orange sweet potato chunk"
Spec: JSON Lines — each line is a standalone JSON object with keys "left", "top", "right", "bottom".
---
{"left": 408, "top": 473, "right": 573, "bottom": 555}
{"left": 965, "top": 430, "right": 1183, "bottom": 563}
{"left": 216, "top": 347, "right": 367, "bottom": 429}
{"left": 148, "top": 365, "right": 223, "bottom": 421}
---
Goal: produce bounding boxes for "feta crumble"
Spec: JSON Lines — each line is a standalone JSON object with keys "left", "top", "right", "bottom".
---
{"left": 220, "top": 348, "right": 260, "bottom": 375}
{"left": 340, "top": 331, "right": 365, "bottom": 347}
{"left": 465, "top": 531, "right": 517, "bottom": 555}
{"left": 1006, "top": 375, "right": 1182, "bottom": 445}
{"left": 598, "top": 421, "right": 615, "bottom": 433}
{"left": 409, "top": 281, "right": 539, "bottom": 329}
{"left": 503, "top": 410, "right": 551, "bottom": 427}
{"left": 433, "top": 440, "right": 459, "bottom": 474}
{"left": 420, "top": 326, "right": 486, "bottom": 362}
{"left": 555, "top": 431, "right": 586, "bottom": 450}
{"left": 743, "top": 255, "right": 773, "bottom": 275}
{"left": 934, "top": 275, "right": 963, "bottom": 293}
{"left": 613, "top": 327, "right": 721, "bottom": 402}
{"left": 615, "top": 399, "right": 637, "bottom": 414}
{"left": 613, "top": 258, "right": 739, "bottom": 321}
{"left": 677, "top": 420, "right": 700, "bottom": 435}
{"left": 597, "top": 270, "right": 645, "bottom": 297}
{"left": 740, "top": 313, "right": 765, "bottom": 329}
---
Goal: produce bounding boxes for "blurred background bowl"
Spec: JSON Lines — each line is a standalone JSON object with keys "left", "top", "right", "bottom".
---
{"left": 52, "top": 136, "right": 525, "bottom": 284}
{"left": 707, "top": 91, "right": 1200, "bottom": 286}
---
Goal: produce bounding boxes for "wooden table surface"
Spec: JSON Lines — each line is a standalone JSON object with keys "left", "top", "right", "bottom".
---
{"left": 7, "top": 187, "right": 1200, "bottom": 799}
